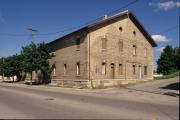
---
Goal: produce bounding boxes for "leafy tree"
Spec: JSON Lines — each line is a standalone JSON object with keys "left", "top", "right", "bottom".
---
{"left": 21, "top": 42, "right": 51, "bottom": 84}
{"left": 36, "top": 42, "right": 51, "bottom": 83}
{"left": 0, "top": 57, "right": 3, "bottom": 76}
{"left": 157, "top": 45, "right": 179, "bottom": 75}
{"left": 21, "top": 43, "right": 39, "bottom": 84}
{"left": 0, "top": 55, "right": 24, "bottom": 81}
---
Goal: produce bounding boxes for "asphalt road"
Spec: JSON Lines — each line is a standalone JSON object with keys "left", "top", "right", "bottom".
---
{"left": 0, "top": 78, "right": 179, "bottom": 120}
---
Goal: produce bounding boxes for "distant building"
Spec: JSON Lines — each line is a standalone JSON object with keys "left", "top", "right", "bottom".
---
{"left": 48, "top": 10, "right": 157, "bottom": 88}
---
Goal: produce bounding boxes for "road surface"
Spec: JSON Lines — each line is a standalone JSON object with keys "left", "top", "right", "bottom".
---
{"left": 0, "top": 77, "right": 179, "bottom": 119}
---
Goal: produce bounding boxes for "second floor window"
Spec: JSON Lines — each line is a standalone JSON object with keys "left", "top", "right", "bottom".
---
{"left": 144, "top": 66, "right": 147, "bottom": 75}
{"left": 119, "top": 41, "right": 123, "bottom": 52}
{"left": 144, "top": 48, "right": 147, "bottom": 57}
{"left": 102, "top": 38, "right": 107, "bottom": 50}
{"left": 76, "top": 38, "right": 80, "bottom": 49}
{"left": 133, "top": 45, "right": 136, "bottom": 56}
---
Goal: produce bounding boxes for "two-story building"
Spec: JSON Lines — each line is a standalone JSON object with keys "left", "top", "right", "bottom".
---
{"left": 48, "top": 10, "right": 157, "bottom": 88}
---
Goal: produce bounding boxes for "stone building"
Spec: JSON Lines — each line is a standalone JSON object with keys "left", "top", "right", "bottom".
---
{"left": 48, "top": 10, "right": 157, "bottom": 88}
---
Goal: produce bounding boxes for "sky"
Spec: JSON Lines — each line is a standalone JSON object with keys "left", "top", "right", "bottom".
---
{"left": 0, "top": 0, "right": 179, "bottom": 69}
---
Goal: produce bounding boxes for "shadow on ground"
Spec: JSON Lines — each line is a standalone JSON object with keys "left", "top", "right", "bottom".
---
{"left": 161, "top": 82, "right": 180, "bottom": 90}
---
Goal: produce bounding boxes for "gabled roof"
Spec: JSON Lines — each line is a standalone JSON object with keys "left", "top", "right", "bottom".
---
{"left": 48, "top": 10, "right": 157, "bottom": 47}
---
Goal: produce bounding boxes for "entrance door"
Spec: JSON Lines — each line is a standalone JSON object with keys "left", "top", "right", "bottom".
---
{"left": 110, "top": 63, "right": 115, "bottom": 79}
{"left": 139, "top": 65, "right": 142, "bottom": 80}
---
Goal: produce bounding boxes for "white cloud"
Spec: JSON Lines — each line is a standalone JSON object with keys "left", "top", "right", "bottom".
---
{"left": 156, "top": 47, "right": 165, "bottom": 52}
{"left": 149, "top": 1, "right": 180, "bottom": 11}
{"left": 152, "top": 34, "right": 168, "bottom": 42}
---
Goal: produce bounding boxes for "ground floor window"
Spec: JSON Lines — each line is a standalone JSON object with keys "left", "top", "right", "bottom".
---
{"left": 76, "top": 62, "right": 80, "bottom": 75}
{"left": 64, "top": 64, "right": 67, "bottom": 75}
{"left": 119, "top": 64, "right": 123, "bottom": 75}
{"left": 144, "top": 66, "right": 147, "bottom": 75}
{"left": 95, "top": 65, "right": 99, "bottom": 75}
{"left": 133, "top": 65, "right": 136, "bottom": 75}
{"left": 102, "top": 63, "right": 106, "bottom": 75}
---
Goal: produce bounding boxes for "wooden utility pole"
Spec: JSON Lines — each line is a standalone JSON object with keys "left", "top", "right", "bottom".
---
{"left": 27, "top": 28, "right": 38, "bottom": 85}
{"left": 27, "top": 28, "right": 38, "bottom": 43}
{"left": 2, "top": 57, "right": 4, "bottom": 81}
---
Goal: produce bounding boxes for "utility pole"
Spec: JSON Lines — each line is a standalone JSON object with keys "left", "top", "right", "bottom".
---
{"left": 2, "top": 57, "right": 4, "bottom": 81}
{"left": 27, "top": 28, "right": 38, "bottom": 43}
{"left": 27, "top": 28, "right": 38, "bottom": 85}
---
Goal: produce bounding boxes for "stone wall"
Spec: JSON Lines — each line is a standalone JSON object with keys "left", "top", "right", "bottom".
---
{"left": 89, "top": 16, "right": 154, "bottom": 82}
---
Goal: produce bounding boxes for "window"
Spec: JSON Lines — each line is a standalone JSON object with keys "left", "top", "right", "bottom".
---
{"left": 102, "top": 37, "right": 107, "bottom": 50}
{"left": 119, "top": 64, "right": 123, "bottom": 75}
{"left": 64, "top": 64, "right": 67, "bottom": 75}
{"left": 133, "top": 65, "right": 136, "bottom": 75}
{"left": 119, "top": 26, "right": 123, "bottom": 32}
{"left": 144, "top": 66, "right": 147, "bottom": 75}
{"left": 76, "top": 38, "right": 80, "bottom": 49}
{"left": 52, "top": 67, "right": 56, "bottom": 76}
{"left": 144, "top": 48, "right": 147, "bottom": 57}
{"left": 76, "top": 62, "right": 80, "bottom": 75}
{"left": 119, "top": 41, "right": 123, "bottom": 52}
{"left": 102, "top": 63, "right": 106, "bottom": 75}
{"left": 133, "top": 45, "right": 136, "bottom": 56}
{"left": 95, "top": 65, "right": 99, "bottom": 75}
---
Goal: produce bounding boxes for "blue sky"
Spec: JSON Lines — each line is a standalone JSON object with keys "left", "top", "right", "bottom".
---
{"left": 0, "top": 0, "right": 179, "bottom": 68}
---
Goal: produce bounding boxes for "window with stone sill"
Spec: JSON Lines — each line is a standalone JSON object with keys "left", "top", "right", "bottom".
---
{"left": 102, "top": 37, "right": 107, "bottom": 50}
{"left": 119, "top": 41, "right": 123, "bottom": 52}
{"left": 133, "top": 65, "right": 136, "bottom": 75}
{"left": 64, "top": 64, "right": 67, "bottom": 76}
{"left": 102, "top": 62, "right": 106, "bottom": 75}
{"left": 119, "top": 64, "right": 123, "bottom": 75}
{"left": 76, "top": 62, "right": 80, "bottom": 75}
{"left": 133, "top": 45, "right": 137, "bottom": 56}
{"left": 76, "top": 38, "right": 80, "bottom": 50}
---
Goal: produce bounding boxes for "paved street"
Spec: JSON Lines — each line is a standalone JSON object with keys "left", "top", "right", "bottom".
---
{"left": 0, "top": 77, "right": 179, "bottom": 120}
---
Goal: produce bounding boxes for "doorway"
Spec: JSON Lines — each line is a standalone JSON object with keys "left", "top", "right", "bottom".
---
{"left": 110, "top": 63, "right": 115, "bottom": 79}
{"left": 139, "top": 65, "right": 142, "bottom": 80}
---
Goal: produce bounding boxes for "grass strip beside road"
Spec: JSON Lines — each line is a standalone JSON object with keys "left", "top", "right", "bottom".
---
{"left": 154, "top": 71, "right": 179, "bottom": 80}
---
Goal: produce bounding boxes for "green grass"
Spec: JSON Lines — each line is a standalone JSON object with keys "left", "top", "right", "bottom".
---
{"left": 154, "top": 71, "right": 179, "bottom": 80}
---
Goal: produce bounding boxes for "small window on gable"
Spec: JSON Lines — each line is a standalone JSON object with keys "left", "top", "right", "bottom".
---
{"left": 76, "top": 38, "right": 80, "bottom": 49}
{"left": 119, "top": 26, "right": 123, "bottom": 32}
{"left": 102, "top": 37, "right": 107, "bottom": 50}
{"left": 133, "top": 31, "right": 136, "bottom": 36}
{"left": 119, "top": 40, "right": 123, "bottom": 52}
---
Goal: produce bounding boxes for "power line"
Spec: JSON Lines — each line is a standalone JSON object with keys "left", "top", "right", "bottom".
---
{"left": 0, "top": 0, "right": 139, "bottom": 37}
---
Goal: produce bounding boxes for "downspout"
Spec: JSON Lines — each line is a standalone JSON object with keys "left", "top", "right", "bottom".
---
{"left": 89, "top": 32, "right": 93, "bottom": 88}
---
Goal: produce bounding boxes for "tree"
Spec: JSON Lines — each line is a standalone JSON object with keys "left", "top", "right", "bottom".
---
{"left": 0, "top": 55, "right": 24, "bottom": 81}
{"left": 0, "top": 57, "right": 3, "bottom": 76}
{"left": 21, "top": 43, "right": 39, "bottom": 84}
{"left": 21, "top": 42, "right": 51, "bottom": 84}
{"left": 157, "top": 45, "right": 179, "bottom": 75}
{"left": 36, "top": 42, "right": 51, "bottom": 83}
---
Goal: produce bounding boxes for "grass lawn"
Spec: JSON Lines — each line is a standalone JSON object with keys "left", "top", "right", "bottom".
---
{"left": 154, "top": 71, "right": 179, "bottom": 80}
